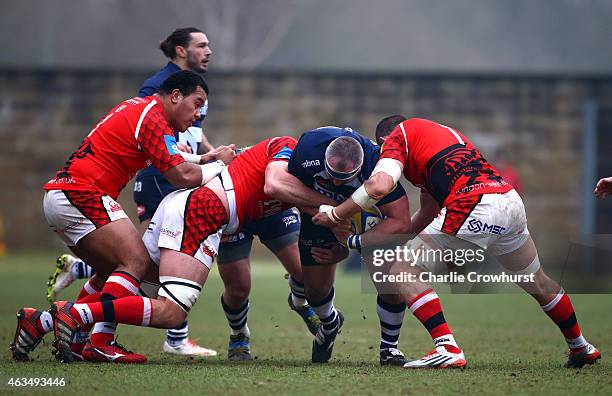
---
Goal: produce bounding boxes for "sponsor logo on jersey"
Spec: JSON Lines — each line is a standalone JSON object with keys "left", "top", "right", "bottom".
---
{"left": 273, "top": 146, "right": 293, "bottom": 160}
{"left": 201, "top": 245, "right": 214, "bottom": 257}
{"left": 164, "top": 135, "right": 181, "bottom": 155}
{"left": 160, "top": 227, "right": 182, "bottom": 238}
{"left": 301, "top": 159, "right": 321, "bottom": 168}
{"left": 109, "top": 202, "right": 123, "bottom": 212}
{"left": 126, "top": 98, "right": 145, "bottom": 105}
{"left": 467, "top": 219, "right": 505, "bottom": 234}
{"left": 48, "top": 176, "right": 77, "bottom": 184}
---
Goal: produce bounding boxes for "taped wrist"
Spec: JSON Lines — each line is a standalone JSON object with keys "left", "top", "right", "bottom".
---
{"left": 200, "top": 160, "right": 225, "bottom": 185}
{"left": 180, "top": 151, "right": 202, "bottom": 164}
{"left": 351, "top": 184, "right": 379, "bottom": 210}
{"left": 346, "top": 234, "right": 362, "bottom": 251}
{"left": 319, "top": 204, "right": 340, "bottom": 224}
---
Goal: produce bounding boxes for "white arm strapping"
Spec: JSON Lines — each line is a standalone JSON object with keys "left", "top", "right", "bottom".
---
{"left": 200, "top": 160, "right": 225, "bottom": 185}
{"left": 180, "top": 151, "right": 202, "bottom": 164}
{"left": 371, "top": 158, "right": 402, "bottom": 185}
{"left": 351, "top": 184, "right": 379, "bottom": 210}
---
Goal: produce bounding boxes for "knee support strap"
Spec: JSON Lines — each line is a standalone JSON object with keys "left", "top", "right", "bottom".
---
{"left": 507, "top": 254, "right": 541, "bottom": 276}
{"left": 158, "top": 276, "right": 202, "bottom": 313}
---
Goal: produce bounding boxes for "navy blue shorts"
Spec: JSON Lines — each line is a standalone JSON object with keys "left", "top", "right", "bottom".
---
{"left": 218, "top": 209, "right": 300, "bottom": 263}
{"left": 298, "top": 213, "right": 340, "bottom": 266}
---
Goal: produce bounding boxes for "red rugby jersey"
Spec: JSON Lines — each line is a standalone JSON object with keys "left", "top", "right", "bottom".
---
{"left": 228, "top": 136, "right": 297, "bottom": 225}
{"left": 44, "top": 96, "right": 184, "bottom": 199}
{"left": 380, "top": 118, "right": 512, "bottom": 207}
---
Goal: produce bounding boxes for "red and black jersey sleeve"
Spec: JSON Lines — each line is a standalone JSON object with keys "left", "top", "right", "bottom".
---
{"left": 380, "top": 126, "right": 408, "bottom": 165}
{"left": 380, "top": 125, "right": 408, "bottom": 166}
{"left": 266, "top": 136, "right": 297, "bottom": 164}
{"left": 137, "top": 107, "right": 185, "bottom": 173}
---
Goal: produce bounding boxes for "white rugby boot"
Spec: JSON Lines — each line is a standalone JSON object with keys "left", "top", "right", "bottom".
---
{"left": 403, "top": 345, "right": 467, "bottom": 369}
{"left": 163, "top": 338, "right": 218, "bottom": 357}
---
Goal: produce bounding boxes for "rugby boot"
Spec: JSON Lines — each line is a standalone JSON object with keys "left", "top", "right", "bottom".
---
{"left": 163, "top": 338, "right": 217, "bottom": 357}
{"left": 312, "top": 310, "right": 344, "bottom": 363}
{"left": 565, "top": 343, "right": 601, "bottom": 368}
{"left": 82, "top": 340, "right": 147, "bottom": 363}
{"left": 50, "top": 301, "right": 79, "bottom": 363}
{"left": 47, "top": 254, "right": 78, "bottom": 303}
{"left": 288, "top": 293, "right": 321, "bottom": 336}
{"left": 9, "top": 308, "right": 47, "bottom": 361}
{"left": 380, "top": 347, "right": 408, "bottom": 366}
{"left": 228, "top": 333, "right": 252, "bottom": 361}
{"left": 403, "top": 345, "right": 467, "bottom": 369}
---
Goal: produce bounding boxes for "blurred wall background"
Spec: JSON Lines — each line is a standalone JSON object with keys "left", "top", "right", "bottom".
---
{"left": 0, "top": 0, "right": 611, "bottom": 250}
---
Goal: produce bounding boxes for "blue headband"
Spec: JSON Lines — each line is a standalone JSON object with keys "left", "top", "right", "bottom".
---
{"left": 325, "top": 160, "right": 362, "bottom": 181}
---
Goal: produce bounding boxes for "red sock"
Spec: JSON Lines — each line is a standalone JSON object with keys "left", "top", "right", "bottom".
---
{"left": 90, "top": 271, "right": 140, "bottom": 346}
{"left": 541, "top": 291, "right": 586, "bottom": 351}
{"left": 74, "top": 279, "right": 102, "bottom": 336}
{"left": 76, "top": 279, "right": 102, "bottom": 301}
{"left": 76, "top": 292, "right": 101, "bottom": 304}
{"left": 408, "top": 289, "right": 461, "bottom": 353}
{"left": 112, "top": 296, "right": 153, "bottom": 326}
{"left": 35, "top": 310, "right": 54, "bottom": 334}
{"left": 72, "top": 297, "right": 153, "bottom": 327}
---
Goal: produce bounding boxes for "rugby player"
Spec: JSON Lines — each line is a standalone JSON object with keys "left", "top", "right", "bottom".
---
{"left": 270, "top": 127, "right": 413, "bottom": 365}
{"left": 10, "top": 70, "right": 233, "bottom": 363}
{"left": 46, "top": 27, "right": 220, "bottom": 358}
{"left": 47, "top": 27, "right": 318, "bottom": 360}
{"left": 47, "top": 136, "right": 338, "bottom": 363}
{"left": 315, "top": 116, "right": 601, "bottom": 369}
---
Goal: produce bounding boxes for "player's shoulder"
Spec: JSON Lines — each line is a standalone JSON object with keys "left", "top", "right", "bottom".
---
{"left": 268, "top": 136, "right": 296, "bottom": 160}
{"left": 138, "top": 62, "right": 181, "bottom": 97}
{"left": 298, "top": 126, "right": 370, "bottom": 147}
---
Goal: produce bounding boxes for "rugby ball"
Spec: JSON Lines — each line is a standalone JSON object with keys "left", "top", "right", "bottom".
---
{"left": 351, "top": 206, "right": 384, "bottom": 234}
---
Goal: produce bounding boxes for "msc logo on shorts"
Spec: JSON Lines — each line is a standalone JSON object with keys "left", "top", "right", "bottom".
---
{"left": 467, "top": 219, "right": 506, "bottom": 234}
{"left": 282, "top": 214, "right": 298, "bottom": 227}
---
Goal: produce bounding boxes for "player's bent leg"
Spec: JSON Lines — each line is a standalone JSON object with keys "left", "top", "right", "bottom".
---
{"left": 270, "top": 241, "right": 321, "bottom": 336}
{"left": 76, "top": 218, "right": 151, "bottom": 279}
{"left": 218, "top": 257, "right": 253, "bottom": 361}
{"left": 379, "top": 235, "right": 466, "bottom": 369}
{"left": 399, "top": 274, "right": 466, "bottom": 369}
{"left": 376, "top": 294, "right": 408, "bottom": 366}
{"left": 46, "top": 254, "right": 95, "bottom": 303}
{"left": 51, "top": 249, "right": 210, "bottom": 363}
{"left": 148, "top": 260, "right": 215, "bottom": 357}
{"left": 302, "top": 263, "right": 342, "bottom": 363}
{"left": 75, "top": 219, "right": 151, "bottom": 351}
{"left": 495, "top": 235, "right": 601, "bottom": 368}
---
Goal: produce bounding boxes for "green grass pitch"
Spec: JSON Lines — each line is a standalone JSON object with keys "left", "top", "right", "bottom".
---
{"left": 1, "top": 252, "right": 610, "bottom": 395}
